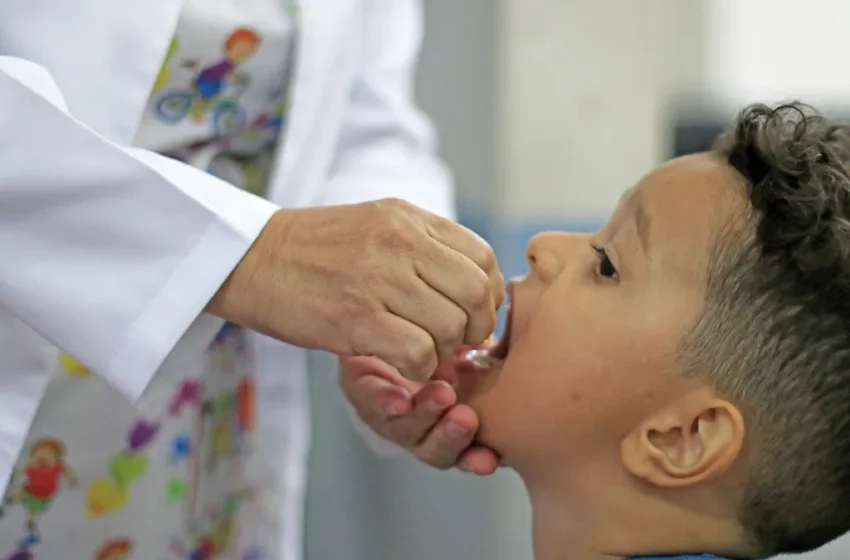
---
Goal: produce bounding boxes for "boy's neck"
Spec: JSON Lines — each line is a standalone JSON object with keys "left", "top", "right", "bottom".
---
{"left": 529, "top": 490, "right": 619, "bottom": 560}
{"left": 527, "top": 478, "right": 745, "bottom": 560}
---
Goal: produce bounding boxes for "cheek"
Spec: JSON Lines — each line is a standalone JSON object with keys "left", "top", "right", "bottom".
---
{"left": 472, "top": 307, "right": 671, "bottom": 462}
{"left": 469, "top": 324, "right": 600, "bottom": 457}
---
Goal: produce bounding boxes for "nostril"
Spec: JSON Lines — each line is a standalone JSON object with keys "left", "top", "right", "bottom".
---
{"left": 527, "top": 245, "right": 538, "bottom": 266}
{"left": 526, "top": 237, "right": 543, "bottom": 269}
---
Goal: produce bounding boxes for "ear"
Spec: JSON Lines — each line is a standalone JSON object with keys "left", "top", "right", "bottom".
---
{"left": 620, "top": 396, "right": 745, "bottom": 487}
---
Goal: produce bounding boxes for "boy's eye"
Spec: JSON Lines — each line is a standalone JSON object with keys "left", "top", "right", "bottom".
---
{"left": 593, "top": 246, "right": 619, "bottom": 280}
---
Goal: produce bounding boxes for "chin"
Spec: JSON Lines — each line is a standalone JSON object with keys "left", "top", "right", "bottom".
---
{"left": 460, "top": 359, "right": 528, "bottom": 465}
{"left": 467, "top": 390, "right": 515, "bottom": 465}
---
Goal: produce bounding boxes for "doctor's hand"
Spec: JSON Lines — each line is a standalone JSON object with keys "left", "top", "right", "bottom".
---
{"left": 208, "top": 198, "right": 504, "bottom": 381}
{"left": 339, "top": 354, "right": 500, "bottom": 474}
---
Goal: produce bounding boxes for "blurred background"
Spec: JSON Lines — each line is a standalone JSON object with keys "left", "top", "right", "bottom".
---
{"left": 304, "top": 1, "right": 850, "bottom": 559}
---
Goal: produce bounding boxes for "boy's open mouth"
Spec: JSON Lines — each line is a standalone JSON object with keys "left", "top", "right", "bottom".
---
{"left": 460, "top": 283, "right": 514, "bottom": 370}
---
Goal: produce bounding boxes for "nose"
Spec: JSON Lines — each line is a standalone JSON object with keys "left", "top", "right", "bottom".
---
{"left": 526, "top": 232, "right": 584, "bottom": 283}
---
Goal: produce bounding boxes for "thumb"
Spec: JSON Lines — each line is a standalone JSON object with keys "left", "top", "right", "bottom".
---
{"left": 340, "top": 356, "right": 421, "bottom": 394}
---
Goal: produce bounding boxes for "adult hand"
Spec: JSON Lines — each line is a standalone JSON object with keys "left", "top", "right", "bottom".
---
{"left": 339, "top": 354, "right": 500, "bottom": 474}
{"left": 208, "top": 199, "right": 504, "bottom": 381}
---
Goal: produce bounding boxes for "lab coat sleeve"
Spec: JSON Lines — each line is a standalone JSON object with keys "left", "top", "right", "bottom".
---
{"left": 314, "top": 0, "right": 456, "bottom": 455}
{"left": 0, "top": 56, "right": 279, "bottom": 402}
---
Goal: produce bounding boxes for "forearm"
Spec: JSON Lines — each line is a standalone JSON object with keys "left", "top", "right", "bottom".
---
{"left": 0, "top": 56, "right": 277, "bottom": 401}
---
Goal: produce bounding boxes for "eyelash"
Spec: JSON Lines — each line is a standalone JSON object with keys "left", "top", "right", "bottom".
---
{"left": 592, "top": 246, "right": 619, "bottom": 281}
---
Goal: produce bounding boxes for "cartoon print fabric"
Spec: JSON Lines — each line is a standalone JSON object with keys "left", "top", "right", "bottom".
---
{"left": 0, "top": 324, "right": 275, "bottom": 559}
{"left": 134, "top": 0, "right": 299, "bottom": 197}
{"left": 0, "top": 0, "right": 298, "bottom": 557}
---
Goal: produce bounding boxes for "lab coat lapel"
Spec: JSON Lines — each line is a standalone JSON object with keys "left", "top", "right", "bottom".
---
{"left": 114, "top": 0, "right": 186, "bottom": 143}
{"left": 0, "top": 0, "right": 184, "bottom": 144}
{"left": 268, "top": 0, "right": 355, "bottom": 206}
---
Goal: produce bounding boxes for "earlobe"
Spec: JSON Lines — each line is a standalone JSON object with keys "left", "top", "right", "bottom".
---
{"left": 621, "top": 399, "right": 745, "bottom": 488}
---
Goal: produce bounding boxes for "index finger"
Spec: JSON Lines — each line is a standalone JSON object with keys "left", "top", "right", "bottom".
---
{"left": 426, "top": 219, "right": 504, "bottom": 341}
{"left": 350, "top": 311, "right": 439, "bottom": 381}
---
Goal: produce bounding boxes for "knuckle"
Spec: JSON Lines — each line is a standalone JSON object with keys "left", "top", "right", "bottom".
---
{"left": 475, "top": 246, "right": 497, "bottom": 271}
{"left": 381, "top": 197, "right": 416, "bottom": 213}
{"left": 402, "top": 337, "right": 436, "bottom": 369}
{"left": 339, "top": 284, "right": 370, "bottom": 319}
{"left": 372, "top": 213, "right": 413, "bottom": 251}
{"left": 464, "top": 273, "right": 493, "bottom": 310}
{"left": 374, "top": 198, "right": 417, "bottom": 223}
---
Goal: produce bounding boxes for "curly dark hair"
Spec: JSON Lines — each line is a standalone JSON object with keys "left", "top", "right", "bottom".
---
{"left": 679, "top": 102, "right": 850, "bottom": 557}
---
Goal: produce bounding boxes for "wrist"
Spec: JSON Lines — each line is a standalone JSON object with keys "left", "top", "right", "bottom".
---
{"left": 205, "top": 208, "right": 298, "bottom": 329}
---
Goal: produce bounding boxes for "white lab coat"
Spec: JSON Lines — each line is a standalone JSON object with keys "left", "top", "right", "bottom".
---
{"left": 0, "top": 0, "right": 453, "bottom": 558}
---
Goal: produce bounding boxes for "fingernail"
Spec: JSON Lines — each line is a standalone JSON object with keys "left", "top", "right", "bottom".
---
{"left": 447, "top": 421, "right": 470, "bottom": 437}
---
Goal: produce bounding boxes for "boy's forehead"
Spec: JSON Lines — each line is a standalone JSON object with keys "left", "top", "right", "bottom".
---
{"left": 613, "top": 154, "right": 744, "bottom": 254}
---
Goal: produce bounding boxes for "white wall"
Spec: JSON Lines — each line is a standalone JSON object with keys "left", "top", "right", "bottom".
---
{"left": 414, "top": 0, "right": 498, "bottom": 214}
{"left": 706, "top": 0, "right": 850, "bottom": 110}
{"left": 496, "top": 0, "right": 707, "bottom": 221}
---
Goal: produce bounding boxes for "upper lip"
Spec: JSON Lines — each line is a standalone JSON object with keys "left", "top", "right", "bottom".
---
{"left": 490, "top": 282, "right": 515, "bottom": 360}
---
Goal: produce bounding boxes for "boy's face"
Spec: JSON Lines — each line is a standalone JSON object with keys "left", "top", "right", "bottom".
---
{"left": 227, "top": 40, "right": 257, "bottom": 62}
{"left": 464, "top": 153, "right": 745, "bottom": 478}
{"left": 31, "top": 446, "right": 58, "bottom": 468}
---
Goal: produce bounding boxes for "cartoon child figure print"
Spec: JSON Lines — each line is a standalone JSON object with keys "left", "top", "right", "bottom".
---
{"left": 0, "top": 437, "right": 77, "bottom": 543}
{"left": 186, "top": 28, "right": 261, "bottom": 122}
{"left": 94, "top": 538, "right": 133, "bottom": 560}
